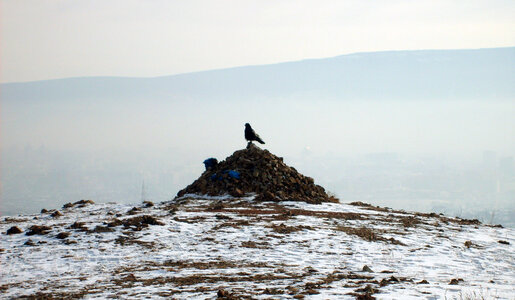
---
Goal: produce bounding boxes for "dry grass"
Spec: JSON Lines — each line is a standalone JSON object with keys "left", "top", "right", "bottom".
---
{"left": 240, "top": 241, "right": 269, "bottom": 249}
{"left": 268, "top": 223, "right": 313, "bottom": 234}
{"left": 189, "top": 205, "right": 363, "bottom": 221}
{"left": 401, "top": 216, "right": 421, "bottom": 227}
{"left": 334, "top": 225, "right": 406, "bottom": 245}
{"left": 211, "top": 220, "right": 251, "bottom": 230}
{"left": 335, "top": 226, "right": 377, "bottom": 242}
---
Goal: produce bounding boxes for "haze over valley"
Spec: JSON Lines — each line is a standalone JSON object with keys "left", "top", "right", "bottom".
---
{"left": 2, "top": 47, "right": 514, "bottom": 226}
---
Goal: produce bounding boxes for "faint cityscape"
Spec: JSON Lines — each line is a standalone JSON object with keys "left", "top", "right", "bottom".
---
{"left": 293, "top": 150, "right": 515, "bottom": 227}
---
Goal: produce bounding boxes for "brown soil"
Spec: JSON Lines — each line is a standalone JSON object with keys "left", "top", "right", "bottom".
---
{"left": 268, "top": 223, "right": 312, "bottom": 234}
{"left": 6, "top": 226, "right": 23, "bottom": 235}
{"left": 25, "top": 225, "right": 52, "bottom": 236}
{"left": 56, "top": 232, "right": 71, "bottom": 239}
{"left": 63, "top": 200, "right": 95, "bottom": 209}
{"left": 449, "top": 278, "right": 464, "bottom": 285}
{"left": 51, "top": 211, "right": 63, "bottom": 218}
{"left": 111, "top": 215, "right": 166, "bottom": 231}
{"left": 90, "top": 226, "right": 114, "bottom": 233}
{"left": 335, "top": 226, "right": 377, "bottom": 242}
{"left": 69, "top": 222, "right": 88, "bottom": 231}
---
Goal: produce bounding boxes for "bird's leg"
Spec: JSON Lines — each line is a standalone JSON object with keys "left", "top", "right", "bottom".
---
{"left": 246, "top": 141, "right": 252, "bottom": 149}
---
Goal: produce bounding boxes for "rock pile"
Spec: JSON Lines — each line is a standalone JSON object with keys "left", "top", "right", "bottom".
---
{"left": 176, "top": 144, "right": 337, "bottom": 204}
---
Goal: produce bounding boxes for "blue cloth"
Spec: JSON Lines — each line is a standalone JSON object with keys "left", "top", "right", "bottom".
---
{"left": 211, "top": 170, "right": 240, "bottom": 181}
{"left": 227, "top": 170, "right": 240, "bottom": 179}
{"left": 203, "top": 158, "right": 218, "bottom": 170}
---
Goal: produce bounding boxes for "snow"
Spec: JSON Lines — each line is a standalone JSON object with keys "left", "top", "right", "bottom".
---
{"left": 1, "top": 198, "right": 514, "bottom": 299}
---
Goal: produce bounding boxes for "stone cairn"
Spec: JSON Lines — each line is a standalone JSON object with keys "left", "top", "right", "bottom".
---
{"left": 176, "top": 144, "right": 338, "bottom": 204}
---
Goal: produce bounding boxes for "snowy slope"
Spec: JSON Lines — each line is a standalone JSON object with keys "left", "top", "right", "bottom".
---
{"left": 1, "top": 197, "right": 514, "bottom": 299}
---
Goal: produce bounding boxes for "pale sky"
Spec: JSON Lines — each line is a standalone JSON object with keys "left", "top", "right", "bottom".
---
{"left": 1, "top": 0, "right": 514, "bottom": 83}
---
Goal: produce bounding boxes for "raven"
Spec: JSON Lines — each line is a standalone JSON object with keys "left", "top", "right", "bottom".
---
{"left": 245, "top": 123, "right": 265, "bottom": 144}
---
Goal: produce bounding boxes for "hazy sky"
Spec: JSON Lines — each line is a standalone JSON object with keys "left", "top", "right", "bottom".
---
{"left": 1, "top": 0, "right": 514, "bottom": 83}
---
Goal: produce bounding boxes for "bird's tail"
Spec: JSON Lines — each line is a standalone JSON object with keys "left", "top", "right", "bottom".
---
{"left": 256, "top": 137, "right": 265, "bottom": 144}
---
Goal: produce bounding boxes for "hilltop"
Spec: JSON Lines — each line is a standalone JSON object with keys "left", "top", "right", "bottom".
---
{"left": 1, "top": 197, "right": 514, "bottom": 299}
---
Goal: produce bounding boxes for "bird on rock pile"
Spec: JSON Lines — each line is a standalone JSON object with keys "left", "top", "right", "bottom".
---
{"left": 244, "top": 123, "right": 265, "bottom": 146}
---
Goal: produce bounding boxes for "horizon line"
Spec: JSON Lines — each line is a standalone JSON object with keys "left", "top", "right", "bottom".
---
{"left": 2, "top": 46, "right": 514, "bottom": 85}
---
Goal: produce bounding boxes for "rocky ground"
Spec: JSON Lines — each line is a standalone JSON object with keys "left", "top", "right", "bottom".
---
{"left": 177, "top": 144, "right": 336, "bottom": 204}
{"left": 1, "top": 197, "right": 514, "bottom": 299}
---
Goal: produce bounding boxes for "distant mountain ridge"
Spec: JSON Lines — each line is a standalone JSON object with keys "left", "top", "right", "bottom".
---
{"left": 2, "top": 47, "right": 514, "bottom": 101}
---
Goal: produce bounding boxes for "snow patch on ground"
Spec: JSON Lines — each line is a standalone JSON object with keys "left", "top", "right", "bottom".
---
{"left": 1, "top": 199, "right": 513, "bottom": 299}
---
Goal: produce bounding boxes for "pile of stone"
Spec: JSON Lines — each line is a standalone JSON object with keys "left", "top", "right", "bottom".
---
{"left": 176, "top": 144, "right": 337, "bottom": 204}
